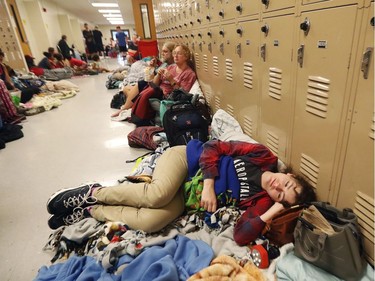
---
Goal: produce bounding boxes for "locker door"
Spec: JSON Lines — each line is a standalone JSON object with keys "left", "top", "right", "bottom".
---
{"left": 291, "top": 6, "right": 358, "bottom": 200}
{"left": 234, "top": 19, "right": 261, "bottom": 139}
{"left": 234, "top": 0, "right": 260, "bottom": 18}
{"left": 260, "top": 0, "right": 296, "bottom": 12}
{"left": 259, "top": 14, "right": 296, "bottom": 160}
{"left": 209, "top": 24, "right": 228, "bottom": 111}
{"left": 220, "top": 23, "right": 244, "bottom": 116}
{"left": 336, "top": 3, "right": 374, "bottom": 264}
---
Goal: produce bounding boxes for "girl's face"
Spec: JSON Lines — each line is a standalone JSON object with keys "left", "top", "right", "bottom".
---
{"left": 262, "top": 172, "right": 301, "bottom": 206}
{"left": 172, "top": 46, "right": 188, "bottom": 64}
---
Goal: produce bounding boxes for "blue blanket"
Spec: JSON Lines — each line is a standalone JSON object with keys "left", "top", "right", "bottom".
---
{"left": 34, "top": 235, "right": 214, "bottom": 281}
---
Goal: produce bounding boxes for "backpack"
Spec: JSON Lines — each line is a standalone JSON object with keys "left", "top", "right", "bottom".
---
{"left": 162, "top": 101, "right": 209, "bottom": 147}
{"left": 106, "top": 78, "right": 122, "bottom": 89}
{"left": 127, "top": 126, "right": 164, "bottom": 150}
{"left": 110, "top": 91, "right": 126, "bottom": 109}
{"left": 130, "top": 85, "right": 163, "bottom": 127}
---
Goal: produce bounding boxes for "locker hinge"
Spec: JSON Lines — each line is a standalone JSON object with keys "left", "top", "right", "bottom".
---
{"left": 361, "top": 47, "right": 373, "bottom": 79}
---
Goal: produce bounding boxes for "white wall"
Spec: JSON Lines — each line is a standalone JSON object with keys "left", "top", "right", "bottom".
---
{"left": 14, "top": 0, "right": 136, "bottom": 62}
{"left": 97, "top": 24, "right": 136, "bottom": 46}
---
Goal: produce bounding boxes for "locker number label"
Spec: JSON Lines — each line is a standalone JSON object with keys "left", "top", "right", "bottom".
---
{"left": 317, "top": 40, "right": 328, "bottom": 49}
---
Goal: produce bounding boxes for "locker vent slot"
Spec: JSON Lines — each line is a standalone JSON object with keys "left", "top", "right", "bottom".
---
{"left": 243, "top": 116, "right": 253, "bottom": 137}
{"left": 306, "top": 76, "right": 330, "bottom": 118}
{"left": 214, "top": 95, "right": 221, "bottom": 110}
{"left": 194, "top": 53, "right": 200, "bottom": 69}
{"left": 203, "top": 55, "right": 208, "bottom": 72}
{"left": 203, "top": 88, "right": 212, "bottom": 105}
{"left": 225, "top": 59, "right": 233, "bottom": 81}
{"left": 266, "top": 131, "right": 279, "bottom": 157}
{"left": 299, "top": 153, "right": 319, "bottom": 187}
{"left": 213, "top": 56, "right": 219, "bottom": 76}
{"left": 354, "top": 191, "right": 374, "bottom": 264}
{"left": 268, "top": 67, "right": 282, "bottom": 100}
{"left": 369, "top": 112, "right": 374, "bottom": 140}
{"left": 226, "top": 104, "right": 234, "bottom": 116}
{"left": 243, "top": 62, "right": 253, "bottom": 89}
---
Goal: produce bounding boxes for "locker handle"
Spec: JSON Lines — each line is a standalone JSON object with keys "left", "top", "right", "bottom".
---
{"left": 220, "top": 43, "right": 224, "bottom": 55}
{"left": 260, "top": 44, "right": 266, "bottom": 62}
{"left": 297, "top": 44, "right": 305, "bottom": 68}
{"left": 361, "top": 47, "right": 373, "bottom": 79}
{"left": 236, "top": 43, "right": 241, "bottom": 58}
{"left": 208, "top": 43, "right": 212, "bottom": 53}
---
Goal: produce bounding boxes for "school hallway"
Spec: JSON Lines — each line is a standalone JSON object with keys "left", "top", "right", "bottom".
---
{"left": 0, "top": 58, "right": 145, "bottom": 280}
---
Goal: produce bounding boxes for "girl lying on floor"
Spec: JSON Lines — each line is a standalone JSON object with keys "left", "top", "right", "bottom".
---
{"left": 46, "top": 139, "right": 316, "bottom": 245}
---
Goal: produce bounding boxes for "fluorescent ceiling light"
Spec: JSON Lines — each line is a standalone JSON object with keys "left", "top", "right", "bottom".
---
{"left": 106, "top": 17, "right": 123, "bottom": 21}
{"left": 98, "top": 9, "right": 121, "bottom": 13}
{"left": 109, "top": 21, "right": 124, "bottom": 25}
{"left": 92, "top": 3, "right": 118, "bottom": 8}
{"left": 109, "top": 20, "right": 124, "bottom": 23}
{"left": 102, "top": 14, "right": 122, "bottom": 17}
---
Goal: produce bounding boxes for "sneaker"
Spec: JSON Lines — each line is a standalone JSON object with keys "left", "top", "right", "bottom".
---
{"left": 47, "top": 183, "right": 101, "bottom": 215}
{"left": 47, "top": 207, "right": 91, "bottom": 230}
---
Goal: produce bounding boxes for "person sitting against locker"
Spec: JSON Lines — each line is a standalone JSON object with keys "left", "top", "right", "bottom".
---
{"left": 111, "top": 41, "right": 176, "bottom": 118}
{"left": 37, "top": 52, "right": 57, "bottom": 69}
{"left": 46, "top": 139, "right": 316, "bottom": 246}
{"left": 111, "top": 43, "right": 196, "bottom": 119}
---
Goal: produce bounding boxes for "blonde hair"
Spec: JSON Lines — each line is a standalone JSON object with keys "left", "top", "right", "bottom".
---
{"left": 174, "top": 44, "right": 191, "bottom": 61}
{"left": 162, "top": 41, "right": 176, "bottom": 53}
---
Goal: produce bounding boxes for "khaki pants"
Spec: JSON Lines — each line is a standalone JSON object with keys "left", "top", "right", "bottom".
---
{"left": 91, "top": 146, "right": 187, "bottom": 233}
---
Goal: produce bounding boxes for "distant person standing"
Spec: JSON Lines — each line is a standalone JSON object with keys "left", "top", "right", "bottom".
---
{"left": 82, "top": 23, "right": 96, "bottom": 55}
{"left": 115, "top": 26, "right": 127, "bottom": 58}
{"left": 58, "top": 35, "right": 72, "bottom": 60}
{"left": 92, "top": 26, "right": 104, "bottom": 56}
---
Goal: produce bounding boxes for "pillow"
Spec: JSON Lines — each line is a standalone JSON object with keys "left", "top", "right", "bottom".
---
{"left": 189, "top": 80, "right": 203, "bottom": 96}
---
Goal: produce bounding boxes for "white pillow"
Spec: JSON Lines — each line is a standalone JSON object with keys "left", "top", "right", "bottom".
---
{"left": 189, "top": 80, "right": 203, "bottom": 97}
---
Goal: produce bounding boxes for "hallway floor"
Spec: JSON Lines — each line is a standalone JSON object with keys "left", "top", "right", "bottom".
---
{"left": 0, "top": 58, "right": 147, "bottom": 280}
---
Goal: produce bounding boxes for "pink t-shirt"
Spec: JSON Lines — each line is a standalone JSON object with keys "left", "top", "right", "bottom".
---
{"left": 159, "top": 64, "right": 196, "bottom": 97}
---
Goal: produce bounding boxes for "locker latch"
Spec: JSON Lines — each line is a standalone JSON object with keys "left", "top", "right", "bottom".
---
{"left": 261, "top": 24, "right": 269, "bottom": 36}
{"left": 199, "top": 42, "right": 203, "bottom": 52}
{"left": 236, "top": 4, "right": 243, "bottom": 14}
{"left": 300, "top": 18, "right": 311, "bottom": 36}
{"left": 260, "top": 44, "right": 266, "bottom": 62}
{"left": 297, "top": 44, "right": 305, "bottom": 68}
{"left": 261, "top": 0, "right": 269, "bottom": 8}
{"left": 208, "top": 43, "right": 212, "bottom": 53}
{"left": 236, "top": 27, "right": 243, "bottom": 37}
{"left": 361, "top": 47, "right": 373, "bottom": 79}
{"left": 220, "top": 43, "right": 224, "bottom": 55}
{"left": 236, "top": 43, "right": 241, "bottom": 58}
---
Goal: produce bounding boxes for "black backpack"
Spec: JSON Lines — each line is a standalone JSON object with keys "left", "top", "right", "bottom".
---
{"left": 162, "top": 102, "right": 209, "bottom": 147}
